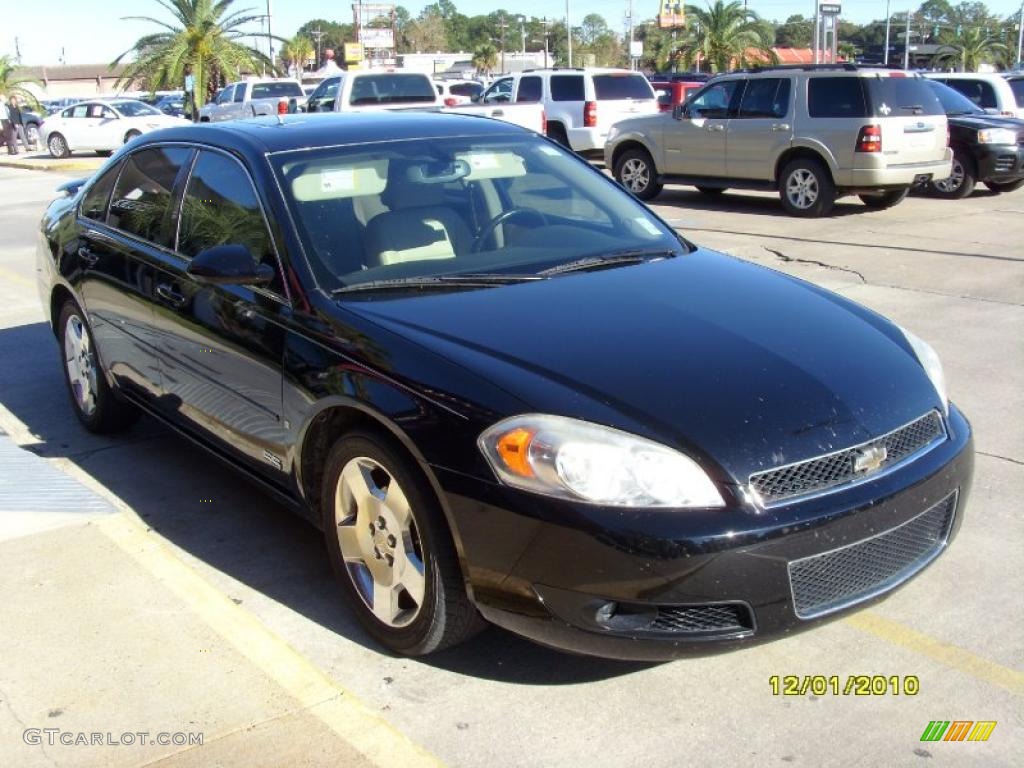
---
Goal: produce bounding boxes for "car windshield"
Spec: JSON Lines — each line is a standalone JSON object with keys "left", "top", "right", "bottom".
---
{"left": 925, "top": 80, "right": 984, "bottom": 116}
{"left": 112, "top": 100, "right": 161, "bottom": 117}
{"left": 271, "top": 133, "right": 686, "bottom": 292}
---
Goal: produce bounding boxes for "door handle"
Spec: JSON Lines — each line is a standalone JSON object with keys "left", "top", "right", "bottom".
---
{"left": 706, "top": 124, "right": 725, "bottom": 132}
{"left": 491, "top": 109, "right": 504, "bottom": 117}
{"left": 771, "top": 123, "right": 791, "bottom": 132}
{"left": 156, "top": 283, "right": 188, "bottom": 308}
{"left": 77, "top": 246, "right": 100, "bottom": 267}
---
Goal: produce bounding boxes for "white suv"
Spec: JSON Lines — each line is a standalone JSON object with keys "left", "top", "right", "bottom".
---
{"left": 924, "top": 72, "right": 1023, "bottom": 119}
{"left": 478, "top": 68, "right": 658, "bottom": 155}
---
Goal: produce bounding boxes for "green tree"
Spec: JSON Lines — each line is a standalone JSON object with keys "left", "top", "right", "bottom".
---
{"left": 472, "top": 43, "right": 499, "bottom": 74}
{"left": 774, "top": 14, "right": 811, "bottom": 48}
{"left": 0, "top": 55, "right": 41, "bottom": 108}
{"left": 406, "top": 10, "right": 448, "bottom": 52}
{"left": 579, "top": 13, "right": 610, "bottom": 46}
{"left": 685, "top": 1, "right": 776, "bottom": 72}
{"left": 281, "top": 35, "right": 314, "bottom": 74}
{"left": 112, "top": 0, "right": 276, "bottom": 102}
{"left": 936, "top": 25, "right": 1008, "bottom": 71}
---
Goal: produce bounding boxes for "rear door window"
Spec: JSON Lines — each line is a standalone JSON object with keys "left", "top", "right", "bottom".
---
{"left": 866, "top": 77, "right": 943, "bottom": 116}
{"left": 108, "top": 146, "right": 192, "bottom": 247}
{"left": 516, "top": 76, "right": 542, "bottom": 103}
{"left": 592, "top": 74, "right": 654, "bottom": 100}
{"left": 941, "top": 79, "right": 997, "bottom": 110}
{"left": 736, "top": 78, "right": 791, "bottom": 118}
{"left": 550, "top": 76, "right": 585, "bottom": 102}
{"left": 349, "top": 74, "right": 437, "bottom": 105}
{"left": 807, "top": 77, "right": 868, "bottom": 118}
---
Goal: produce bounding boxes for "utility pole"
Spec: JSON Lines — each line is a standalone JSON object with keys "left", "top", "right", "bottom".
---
{"left": 312, "top": 26, "right": 324, "bottom": 66}
{"left": 499, "top": 13, "right": 508, "bottom": 74}
{"left": 266, "top": 0, "right": 274, "bottom": 65}
{"left": 566, "top": 0, "right": 572, "bottom": 67}
{"left": 813, "top": 2, "right": 821, "bottom": 64}
{"left": 903, "top": 10, "right": 911, "bottom": 69}
{"left": 519, "top": 16, "right": 526, "bottom": 55}
{"left": 884, "top": 0, "right": 891, "bottom": 65}
{"left": 1017, "top": 2, "right": 1023, "bottom": 67}
{"left": 627, "top": 0, "right": 635, "bottom": 71}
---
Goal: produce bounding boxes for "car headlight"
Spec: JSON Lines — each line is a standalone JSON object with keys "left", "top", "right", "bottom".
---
{"left": 898, "top": 326, "right": 948, "bottom": 417}
{"left": 977, "top": 128, "right": 1017, "bottom": 145}
{"left": 478, "top": 414, "right": 724, "bottom": 508}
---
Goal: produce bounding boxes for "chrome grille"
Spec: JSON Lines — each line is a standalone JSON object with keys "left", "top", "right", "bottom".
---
{"left": 788, "top": 491, "right": 957, "bottom": 619}
{"left": 649, "top": 604, "right": 752, "bottom": 634}
{"left": 749, "top": 411, "right": 945, "bottom": 504}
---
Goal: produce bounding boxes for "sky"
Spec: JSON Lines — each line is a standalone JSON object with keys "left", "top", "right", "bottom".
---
{"left": 4, "top": 0, "right": 1023, "bottom": 66}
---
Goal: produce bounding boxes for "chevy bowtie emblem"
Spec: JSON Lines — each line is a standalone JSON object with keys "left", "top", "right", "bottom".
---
{"left": 853, "top": 444, "right": 888, "bottom": 474}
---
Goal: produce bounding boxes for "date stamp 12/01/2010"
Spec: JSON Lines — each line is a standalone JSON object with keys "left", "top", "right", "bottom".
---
{"left": 769, "top": 675, "right": 920, "bottom": 697}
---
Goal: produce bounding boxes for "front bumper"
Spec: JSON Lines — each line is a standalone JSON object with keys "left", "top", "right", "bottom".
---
{"left": 974, "top": 144, "right": 1024, "bottom": 183}
{"left": 438, "top": 405, "right": 973, "bottom": 660}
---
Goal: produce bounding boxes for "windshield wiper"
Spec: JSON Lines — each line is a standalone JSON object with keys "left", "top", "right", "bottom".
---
{"left": 539, "top": 249, "right": 678, "bottom": 277}
{"left": 333, "top": 273, "right": 542, "bottom": 294}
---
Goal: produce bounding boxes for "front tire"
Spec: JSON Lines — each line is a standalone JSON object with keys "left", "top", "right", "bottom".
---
{"left": 929, "top": 151, "right": 976, "bottom": 199}
{"left": 859, "top": 188, "right": 909, "bottom": 209}
{"left": 614, "top": 148, "right": 663, "bottom": 201}
{"left": 47, "top": 133, "right": 70, "bottom": 159}
{"left": 57, "top": 301, "right": 139, "bottom": 433}
{"left": 985, "top": 179, "right": 1024, "bottom": 194}
{"left": 321, "top": 431, "right": 483, "bottom": 656}
{"left": 779, "top": 157, "right": 835, "bottom": 217}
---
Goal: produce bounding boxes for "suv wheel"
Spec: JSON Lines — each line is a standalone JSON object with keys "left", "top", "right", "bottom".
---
{"left": 985, "top": 179, "right": 1024, "bottom": 194}
{"left": 779, "top": 158, "right": 836, "bottom": 217}
{"left": 858, "top": 188, "right": 909, "bottom": 209}
{"left": 614, "top": 148, "right": 662, "bottom": 201}
{"left": 322, "top": 431, "right": 484, "bottom": 656}
{"left": 546, "top": 122, "right": 570, "bottom": 148}
{"left": 929, "top": 151, "right": 976, "bottom": 199}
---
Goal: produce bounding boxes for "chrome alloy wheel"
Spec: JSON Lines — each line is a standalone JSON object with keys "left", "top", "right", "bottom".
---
{"left": 334, "top": 457, "right": 426, "bottom": 628}
{"left": 63, "top": 315, "right": 98, "bottom": 417}
{"left": 932, "top": 158, "right": 964, "bottom": 194}
{"left": 786, "top": 169, "right": 819, "bottom": 210}
{"left": 620, "top": 157, "right": 650, "bottom": 193}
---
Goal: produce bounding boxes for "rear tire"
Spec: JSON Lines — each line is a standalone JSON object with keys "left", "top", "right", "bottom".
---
{"left": 695, "top": 186, "right": 726, "bottom": 196}
{"left": 614, "top": 148, "right": 663, "bottom": 201}
{"left": 779, "top": 157, "right": 835, "bottom": 217}
{"left": 57, "top": 300, "right": 139, "bottom": 434}
{"left": 546, "top": 122, "right": 570, "bottom": 148}
{"left": 96, "top": 150, "right": 114, "bottom": 157}
{"left": 985, "top": 179, "right": 1024, "bottom": 194}
{"left": 321, "top": 430, "right": 484, "bottom": 656}
{"left": 929, "top": 150, "right": 976, "bottom": 199}
{"left": 859, "top": 188, "right": 909, "bottom": 209}
{"left": 47, "top": 133, "right": 70, "bottom": 159}
{"left": 123, "top": 130, "right": 142, "bottom": 144}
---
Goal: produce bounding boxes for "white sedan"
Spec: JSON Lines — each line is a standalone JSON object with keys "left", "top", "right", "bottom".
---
{"left": 41, "top": 99, "right": 187, "bottom": 158}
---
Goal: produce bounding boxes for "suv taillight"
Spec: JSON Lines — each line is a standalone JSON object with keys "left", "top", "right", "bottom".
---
{"left": 444, "top": 97, "right": 459, "bottom": 107}
{"left": 277, "top": 99, "right": 288, "bottom": 115}
{"left": 584, "top": 100, "right": 597, "bottom": 128}
{"left": 856, "top": 125, "right": 882, "bottom": 153}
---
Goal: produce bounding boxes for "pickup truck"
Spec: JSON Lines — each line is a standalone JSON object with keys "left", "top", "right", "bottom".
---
{"left": 199, "top": 78, "right": 305, "bottom": 122}
{"left": 304, "top": 71, "right": 545, "bottom": 134}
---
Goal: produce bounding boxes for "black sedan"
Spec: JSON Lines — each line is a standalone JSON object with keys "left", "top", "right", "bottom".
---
{"left": 36, "top": 113, "right": 973, "bottom": 660}
{"left": 924, "top": 79, "right": 1024, "bottom": 198}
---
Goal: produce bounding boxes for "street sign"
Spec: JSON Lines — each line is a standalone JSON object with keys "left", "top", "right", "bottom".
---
{"left": 819, "top": 3, "right": 841, "bottom": 14}
{"left": 630, "top": 40, "right": 643, "bottom": 58}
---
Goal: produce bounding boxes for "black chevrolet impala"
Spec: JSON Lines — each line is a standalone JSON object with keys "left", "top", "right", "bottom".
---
{"left": 36, "top": 113, "right": 973, "bottom": 660}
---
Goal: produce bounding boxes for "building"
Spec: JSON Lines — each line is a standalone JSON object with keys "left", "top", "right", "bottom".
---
{"left": 12, "top": 64, "right": 136, "bottom": 98}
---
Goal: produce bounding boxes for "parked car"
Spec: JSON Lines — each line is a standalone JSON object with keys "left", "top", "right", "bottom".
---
{"left": 154, "top": 92, "right": 187, "bottom": 118}
{"left": 20, "top": 109, "right": 44, "bottom": 148}
{"left": 606, "top": 64, "right": 952, "bottom": 217}
{"left": 41, "top": 99, "right": 186, "bottom": 158}
{"left": 921, "top": 79, "right": 1024, "bottom": 198}
{"left": 923, "top": 72, "right": 1024, "bottom": 119}
{"left": 305, "top": 70, "right": 545, "bottom": 133}
{"left": 478, "top": 68, "right": 659, "bottom": 155}
{"left": 651, "top": 80, "right": 706, "bottom": 113}
{"left": 37, "top": 113, "right": 971, "bottom": 660}
{"left": 434, "top": 79, "right": 484, "bottom": 106}
{"left": 199, "top": 78, "right": 305, "bottom": 121}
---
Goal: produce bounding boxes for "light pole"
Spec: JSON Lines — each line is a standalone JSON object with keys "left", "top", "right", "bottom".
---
{"left": 813, "top": 1, "right": 820, "bottom": 64}
{"left": 519, "top": 16, "right": 526, "bottom": 56}
{"left": 499, "top": 13, "right": 508, "bottom": 73}
{"left": 1017, "top": 2, "right": 1023, "bottom": 67}
{"left": 883, "top": 0, "right": 892, "bottom": 65}
{"left": 566, "top": 0, "right": 572, "bottom": 67}
{"left": 903, "top": 9, "right": 912, "bottom": 69}
{"left": 266, "top": 0, "right": 274, "bottom": 66}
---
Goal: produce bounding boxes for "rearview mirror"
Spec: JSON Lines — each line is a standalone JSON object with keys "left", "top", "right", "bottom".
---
{"left": 186, "top": 244, "right": 275, "bottom": 286}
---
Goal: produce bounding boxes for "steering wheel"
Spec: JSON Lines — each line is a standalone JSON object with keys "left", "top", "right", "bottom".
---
{"left": 471, "top": 208, "right": 549, "bottom": 253}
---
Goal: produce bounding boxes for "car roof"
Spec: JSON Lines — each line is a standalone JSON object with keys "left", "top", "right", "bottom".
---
{"left": 136, "top": 112, "right": 528, "bottom": 155}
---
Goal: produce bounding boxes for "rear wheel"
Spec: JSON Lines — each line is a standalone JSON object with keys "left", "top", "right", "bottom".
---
{"left": 546, "top": 122, "right": 570, "bottom": 148}
{"left": 929, "top": 151, "right": 976, "bottom": 199}
{"left": 321, "top": 431, "right": 483, "bottom": 656}
{"left": 779, "top": 157, "right": 835, "bottom": 217}
{"left": 25, "top": 123, "right": 40, "bottom": 148}
{"left": 859, "top": 188, "right": 909, "bottom": 209}
{"left": 614, "top": 148, "right": 663, "bottom": 201}
{"left": 985, "top": 179, "right": 1024, "bottom": 194}
{"left": 47, "top": 133, "right": 70, "bottom": 159}
{"left": 695, "top": 186, "right": 726, "bottom": 196}
{"left": 96, "top": 150, "right": 114, "bottom": 157}
{"left": 57, "top": 301, "right": 139, "bottom": 433}
{"left": 123, "top": 130, "right": 142, "bottom": 144}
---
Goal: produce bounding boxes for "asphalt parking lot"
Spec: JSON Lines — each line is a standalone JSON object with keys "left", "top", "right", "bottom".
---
{"left": 0, "top": 165, "right": 1020, "bottom": 767}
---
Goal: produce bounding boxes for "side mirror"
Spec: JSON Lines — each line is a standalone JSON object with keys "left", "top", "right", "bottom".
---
{"left": 186, "top": 244, "right": 274, "bottom": 286}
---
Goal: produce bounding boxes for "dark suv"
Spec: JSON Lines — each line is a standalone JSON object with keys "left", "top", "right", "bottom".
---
{"left": 923, "top": 79, "right": 1024, "bottom": 198}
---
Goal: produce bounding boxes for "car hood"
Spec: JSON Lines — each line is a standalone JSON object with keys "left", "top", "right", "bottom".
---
{"left": 948, "top": 113, "right": 1024, "bottom": 131}
{"left": 347, "top": 250, "right": 942, "bottom": 483}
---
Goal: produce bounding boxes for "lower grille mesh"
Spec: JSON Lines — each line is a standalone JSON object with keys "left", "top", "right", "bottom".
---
{"left": 789, "top": 492, "right": 957, "bottom": 618}
{"left": 650, "top": 604, "right": 752, "bottom": 633}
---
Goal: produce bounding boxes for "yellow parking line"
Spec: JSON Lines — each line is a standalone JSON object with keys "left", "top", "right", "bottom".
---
{"left": 95, "top": 513, "right": 444, "bottom": 768}
{"left": 845, "top": 611, "right": 1024, "bottom": 697}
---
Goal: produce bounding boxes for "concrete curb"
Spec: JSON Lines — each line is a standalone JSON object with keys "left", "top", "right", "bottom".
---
{"left": 0, "top": 155, "right": 102, "bottom": 172}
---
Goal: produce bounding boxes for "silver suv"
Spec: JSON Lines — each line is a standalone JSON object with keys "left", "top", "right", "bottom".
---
{"left": 605, "top": 65, "right": 953, "bottom": 217}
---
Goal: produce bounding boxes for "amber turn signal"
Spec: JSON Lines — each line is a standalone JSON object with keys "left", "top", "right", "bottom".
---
{"left": 496, "top": 428, "right": 535, "bottom": 477}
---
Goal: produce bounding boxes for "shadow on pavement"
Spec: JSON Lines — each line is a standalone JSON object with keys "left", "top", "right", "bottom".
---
{"left": 0, "top": 320, "right": 654, "bottom": 684}
{"left": 653, "top": 187, "right": 869, "bottom": 217}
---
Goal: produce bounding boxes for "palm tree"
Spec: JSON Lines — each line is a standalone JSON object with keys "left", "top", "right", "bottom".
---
{"left": 472, "top": 43, "right": 498, "bottom": 76}
{"left": 112, "top": 0, "right": 276, "bottom": 105}
{"left": 282, "top": 35, "right": 315, "bottom": 76}
{"left": 935, "top": 26, "right": 1007, "bottom": 72}
{"left": 684, "top": 0, "right": 776, "bottom": 73}
{"left": 0, "top": 55, "right": 41, "bottom": 108}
